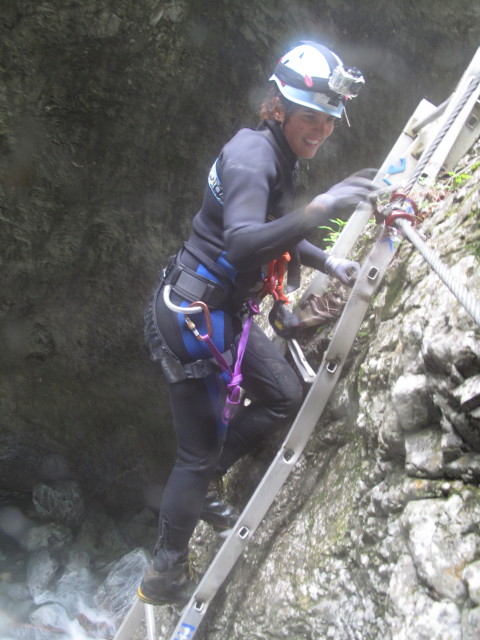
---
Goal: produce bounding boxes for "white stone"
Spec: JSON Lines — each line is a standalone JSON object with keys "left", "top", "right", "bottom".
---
{"left": 392, "top": 374, "right": 431, "bottom": 431}
{"left": 402, "top": 495, "right": 477, "bottom": 601}
{"left": 405, "top": 428, "right": 443, "bottom": 478}
{"left": 463, "top": 561, "right": 480, "bottom": 605}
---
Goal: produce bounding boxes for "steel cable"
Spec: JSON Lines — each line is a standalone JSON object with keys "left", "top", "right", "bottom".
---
{"left": 405, "top": 72, "right": 480, "bottom": 194}
{"left": 391, "top": 71, "right": 480, "bottom": 326}
{"left": 396, "top": 218, "right": 480, "bottom": 326}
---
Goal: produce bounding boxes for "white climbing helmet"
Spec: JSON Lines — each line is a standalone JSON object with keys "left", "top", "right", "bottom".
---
{"left": 269, "top": 41, "right": 365, "bottom": 118}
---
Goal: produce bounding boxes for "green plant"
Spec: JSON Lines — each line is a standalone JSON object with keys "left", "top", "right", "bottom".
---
{"left": 449, "top": 171, "right": 473, "bottom": 187}
{"left": 317, "top": 218, "right": 348, "bottom": 249}
{"left": 446, "top": 160, "right": 480, "bottom": 188}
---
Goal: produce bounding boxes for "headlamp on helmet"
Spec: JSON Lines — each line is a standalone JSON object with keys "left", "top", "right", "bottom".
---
{"left": 328, "top": 65, "right": 365, "bottom": 98}
{"left": 269, "top": 41, "right": 365, "bottom": 119}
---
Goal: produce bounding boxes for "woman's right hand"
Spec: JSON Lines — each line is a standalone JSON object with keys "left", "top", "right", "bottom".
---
{"left": 306, "top": 169, "right": 379, "bottom": 222}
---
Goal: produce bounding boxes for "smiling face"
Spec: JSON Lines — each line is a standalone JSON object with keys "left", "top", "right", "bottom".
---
{"left": 274, "top": 101, "right": 336, "bottom": 159}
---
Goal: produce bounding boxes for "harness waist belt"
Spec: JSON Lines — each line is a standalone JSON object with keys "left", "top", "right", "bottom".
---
{"left": 164, "top": 258, "right": 227, "bottom": 309}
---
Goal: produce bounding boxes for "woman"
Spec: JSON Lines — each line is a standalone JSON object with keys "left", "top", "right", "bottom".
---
{"left": 139, "top": 41, "right": 377, "bottom": 605}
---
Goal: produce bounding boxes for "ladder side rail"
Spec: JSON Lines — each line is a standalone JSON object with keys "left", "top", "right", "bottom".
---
{"left": 408, "top": 47, "right": 480, "bottom": 186}
{"left": 410, "top": 97, "right": 451, "bottom": 135}
{"left": 114, "top": 599, "right": 144, "bottom": 640}
{"left": 145, "top": 602, "right": 157, "bottom": 640}
{"left": 296, "top": 201, "right": 371, "bottom": 306}
{"left": 419, "top": 78, "right": 480, "bottom": 184}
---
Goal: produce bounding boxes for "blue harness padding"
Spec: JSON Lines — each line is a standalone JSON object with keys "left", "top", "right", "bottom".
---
{"left": 177, "top": 264, "right": 226, "bottom": 362}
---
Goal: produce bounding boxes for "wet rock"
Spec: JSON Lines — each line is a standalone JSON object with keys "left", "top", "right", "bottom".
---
{"left": 96, "top": 548, "right": 150, "bottom": 622}
{"left": 388, "top": 554, "right": 462, "bottom": 640}
{"left": 98, "top": 525, "right": 131, "bottom": 560}
{"left": 22, "top": 523, "right": 73, "bottom": 552}
{"left": 119, "top": 507, "right": 157, "bottom": 549}
{"left": 450, "top": 332, "right": 480, "bottom": 379}
{"left": 74, "top": 511, "right": 113, "bottom": 553}
{"left": 445, "top": 453, "right": 480, "bottom": 483}
{"left": 0, "top": 581, "right": 31, "bottom": 603}
{"left": 32, "top": 481, "right": 84, "bottom": 526}
{"left": 377, "top": 406, "right": 406, "bottom": 458}
{"left": 463, "top": 607, "right": 480, "bottom": 640}
{"left": 29, "top": 603, "right": 70, "bottom": 631}
{"left": 453, "top": 374, "right": 480, "bottom": 412}
{"left": 26, "top": 549, "right": 59, "bottom": 600}
{"left": 0, "top": 506, "right": 34, "bottom": 546}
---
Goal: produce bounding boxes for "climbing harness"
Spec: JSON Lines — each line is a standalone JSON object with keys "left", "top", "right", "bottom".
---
{"left": 161, "top": 248, "right": 231, "bottom": 311}
{"left": 156, "top": 246, "right": 238, "bottom": 384}
{"left": 161, "top": 250, "right": 298, "bottom": 419}
{"left": 182, "top": 253, "right": 298, "bottom": 421}
{"left": 145, "top": 284, "right": 233, "bottom": 384}
{"left": 113, "top": 48, "right": 480, "bottom": 640}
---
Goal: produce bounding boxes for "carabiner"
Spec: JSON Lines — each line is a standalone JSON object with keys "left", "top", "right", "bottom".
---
{"left": 384, "top": 191, "right": 418, "bottom": 228}
{"left": 186, "top": 301, "right": 213, "bottom": 338}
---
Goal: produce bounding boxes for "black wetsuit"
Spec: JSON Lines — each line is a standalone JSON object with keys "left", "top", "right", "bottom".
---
{"left": 145, "top": 119, "right": 330, "bottom": 553}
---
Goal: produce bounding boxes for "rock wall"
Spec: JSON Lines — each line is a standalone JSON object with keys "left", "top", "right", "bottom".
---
{"left": 1, "top": 0, "right": 479, "bottom": 513}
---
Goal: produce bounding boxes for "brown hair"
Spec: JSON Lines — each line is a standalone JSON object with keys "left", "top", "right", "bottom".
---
{"left": 259, "top": 84, "right": 299, "bottom": 121}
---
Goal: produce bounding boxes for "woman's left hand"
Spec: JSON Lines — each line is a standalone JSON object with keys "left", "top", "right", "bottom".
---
{"left": 324, "top": 256, "right": 360, "bottom": 286}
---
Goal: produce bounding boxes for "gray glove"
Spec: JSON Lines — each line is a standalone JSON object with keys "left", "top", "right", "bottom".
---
{"left": 307, "top": 168, "right": 379, "bottom": 222}
{"left": 324, "top": 256, "right": 360, "bottom": 286}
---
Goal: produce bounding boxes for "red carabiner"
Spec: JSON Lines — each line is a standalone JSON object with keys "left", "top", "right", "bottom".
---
{"left": 258, "top": 253, "right": 290, "bottom": 303}
{"left": 384, "top": 191, "right": 418, "bottom": 228}
{"left": 187, "top": 301, "right": 212, "bottom": 338}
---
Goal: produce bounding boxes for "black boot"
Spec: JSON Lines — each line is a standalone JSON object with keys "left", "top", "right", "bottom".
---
{"left": 200, "top": 483, "right": 240, "bottom": 531}
{"left": 138, "top": 543, "right": 195, "bottom": 606}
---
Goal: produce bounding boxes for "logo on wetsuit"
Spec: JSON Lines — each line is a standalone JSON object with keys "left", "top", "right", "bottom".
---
{"left": 208, "top": 159, "right": 224, "bottom": 205}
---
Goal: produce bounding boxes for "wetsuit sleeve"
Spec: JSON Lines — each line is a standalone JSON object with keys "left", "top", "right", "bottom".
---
{"left": 220, "top": 135, "right": 321, "bottom": 272}
{"left": 297, "top": 239, "right": 329, "bottom": 272}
